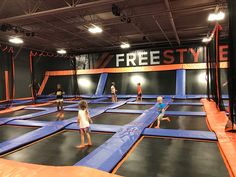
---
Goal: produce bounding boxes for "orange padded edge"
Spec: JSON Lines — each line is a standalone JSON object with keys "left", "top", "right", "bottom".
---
{"left": 0, "top": 106, "right": 26, "bottom": 114}
{"left": 0, "top": 158, "right": 122, "bottom": 177}
{"left": 201, "top": 99, "right": 236, "bottom": 177}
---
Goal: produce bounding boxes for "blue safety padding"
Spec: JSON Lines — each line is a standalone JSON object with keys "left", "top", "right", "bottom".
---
{"left": 176, "top": 69, "right": 186, "bottom": 96}
{"left": 127, "top": 102, "right": 155, "bottom": 105}
{"left": 24, "top": 107, "right": 49, "bottom": 111}
{"left": 169, "top": 102, "right": 203, "bottom": 106}
{"left": 106, "top": 109, "right": 145, "bottom": 114}
{"left": 165, "top": 111, "right": 206, "bottom": 116}
{"left": 74, "top": 103, "right": 163, "bottom": 171}
{"left": 65, "top": 123, "right": 122, "bottom": 133}
{"left": 0, "top": 109, "right": 57, "bottom": 120}
{"left": 6, "top": 120, "right": 50, "bottom": 127}
{"left": 0, "top": 124, "right": 67, "bottom": 155}
{"left": 90, "top": 97, "right": 109, "bottom": 103}
{"left": 142, "top": 128, "right": 217, "bottom": 141}
{"left": 74, "top": 125, "right": 143, "bottom": 171}
{"left": 95, "top": 73, "right": 108, "bottom": 96}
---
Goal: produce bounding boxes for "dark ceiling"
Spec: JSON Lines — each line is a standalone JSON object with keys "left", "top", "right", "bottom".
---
{"left": 0, "top": 0, "right": 228, "bottom": 53}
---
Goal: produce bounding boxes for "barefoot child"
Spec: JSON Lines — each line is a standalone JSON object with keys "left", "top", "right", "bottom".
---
{"left": 111, "top": 82, "right": 117, "bottom": 102}
{"left": 155, "top": 96, "right": 170, "bottom": 128}
{"left": 77, "top": 100, "right": 93, "bottom": 148}
{"left": 136, "top": 83, "right": 142, "bottom": 102}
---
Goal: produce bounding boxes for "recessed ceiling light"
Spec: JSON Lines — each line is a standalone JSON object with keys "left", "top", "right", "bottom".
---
{"left": 9, "top": 37, "right": 23, "bottom": 44}
{"left": 57, "top": 49, "right": 67, "bottom": 54}
{"left": 88, "top": 25, "right": 103, "bottom": 34}
{"left": 120, "top": 42, "right": 130, "bottom": 49}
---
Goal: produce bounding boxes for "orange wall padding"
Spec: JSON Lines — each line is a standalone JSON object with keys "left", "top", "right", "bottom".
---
{"left": 46, "top": 62, "right": 228, "bottom": 76}
{"left": 0, "top": 158, "right": 122, "bottom": 177}
{"left": 201, "top": 99, "right": 236, "bottom": 177}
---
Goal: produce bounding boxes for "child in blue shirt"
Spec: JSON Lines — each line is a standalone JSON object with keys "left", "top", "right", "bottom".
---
{"left": 155, "top": 96, "right": 171, "bottom": 128}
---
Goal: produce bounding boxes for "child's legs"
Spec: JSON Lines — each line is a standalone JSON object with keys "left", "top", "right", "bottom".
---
{"left": 59, "top": 100, "right": 63, "bottom": 110}
{"left": 56, "top": 101, "right": 60, "bottom": 111}
{"left": 111, "top": 94, "right": 115, "bottom": 102}
{"left": 80, "top": 131, "right": 85, "bottom": 145}
{"left": 86, "top": 132, "right": 92, "bottom": 145}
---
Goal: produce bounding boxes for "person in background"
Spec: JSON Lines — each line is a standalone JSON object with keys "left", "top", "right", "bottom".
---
{"left": 77, "top": 100, "right": 93, "bottom": 148}
{"left": 55, "top": 84, "right": 64, "bottom": 120}
{"left": 155, "top": 96, "right": 171, "bottom": 128}
{"left": 111, "top": 82, "right": 117, "bottom": 102}
{"left": 136, "top": 83, "right": 142, "bottom": 102}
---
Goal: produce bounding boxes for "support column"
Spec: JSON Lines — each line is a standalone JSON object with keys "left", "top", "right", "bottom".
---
{"left": 95, "top": 73, "right": 108, "bottom": 96}
{"left": 176, "top": 69, "right": 186, "bottom": 97}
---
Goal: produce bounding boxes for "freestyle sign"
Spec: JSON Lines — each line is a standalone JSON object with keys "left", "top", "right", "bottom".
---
{"left": 116, "top": 45, "right": 228, "bottom": 67}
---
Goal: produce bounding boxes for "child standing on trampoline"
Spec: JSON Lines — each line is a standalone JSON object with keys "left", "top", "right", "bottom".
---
{"left": 111, "top": 82, "right": 117, "bottom": 102}
{"left": 77, "top": 100, "right": 93, "bottom": 148}
{"left": 136, "top": 83, "right": 142, "bottom": 102}
{"left": 55, "top": 84, "right": 64, "bottom": 120}
{"left": 155, "top": 96, "right": 170, "bottom": 128}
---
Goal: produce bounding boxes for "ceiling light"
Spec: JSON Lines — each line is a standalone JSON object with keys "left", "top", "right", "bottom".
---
{"left": 217, "top": 11, "right": 225, "bottom": 21}
{"left": 202, "top": 37, "right": 211, "bottom": 43}
{"left": 9, "top": 37, "right": 24, "bottom": 44}
{"left": 57, "top": 49, "right": 67, "bottom": 54}
{"left": 208, "top": 11, "right": 225, "bottom": 21}
{"left": 120, "top": 42, "right": 130, "bottom": 49}
{"left": 88, "top": 25, "right": 103, "bottom": 34}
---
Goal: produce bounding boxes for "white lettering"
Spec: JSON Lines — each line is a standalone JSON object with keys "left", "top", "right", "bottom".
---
{"left": 116, "top": 54, "right": 125, "bottom": 67}
{"left": 126, "top": 53, "right": 136, "bottom": 66}
{"left": 150, "top": 51, "right": 160, "bottom": 65}
{"left": 138, "top": 52, "right": 148, "bottom": 65}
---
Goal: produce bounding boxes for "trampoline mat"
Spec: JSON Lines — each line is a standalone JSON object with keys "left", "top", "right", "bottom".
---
{"left": 167, "top": 105, "right": 203, "bottom": 112}
{"left": 152, "top": 116, "right": 209, "bottom": 131}
{"left": 39, "top": 103, "right": 75, "bottom": 107}
{"left": 4, "top": 131, "right": 112, "bottom": 166}
{"left": 30, "top": 111, "right": 78, "bottom": 121}
{"left": 93, "top": 113, "right": 141, "bottom": 125}
{"left": 0, "top": 125, "right": 36, "bottom": 143}
{"left": 0, "top": 110, "right": 40, "bottom": 118}
{"left": 174, "top": 99, "right": 201, "bottom": 103}
{"left": 116, "top": 137, "right": 229, "bottom": 177}
{"left": 117, "top": 104, "right": 153, "bottom": 110}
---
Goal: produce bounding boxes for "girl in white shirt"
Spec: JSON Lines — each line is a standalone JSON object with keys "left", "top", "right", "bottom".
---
{"left": 111, "top": 82, "right": 117, "bottom": 102}
{"left": 77, "top": 100, "right": 93, "bottom": 148}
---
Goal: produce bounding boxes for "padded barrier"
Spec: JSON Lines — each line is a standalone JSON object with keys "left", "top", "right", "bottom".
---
{"left": 202, "top": 99, "right": 236, "bottom": 177}
{"left": 75, "top": 103, "right": 166, "bottom": 172}
{"left": 165, "top": 111, "right": 206, "bottom": 116}
{"left": 142, "top": 128, "right": 217, "bottom": 141}
{"left": 65, "top": 123, "right": 122, "bottom": 133}
{"left": 95, "top": 73, "right": 108, "bottom": 96}
{"left": 0, "top": 158, "right": 122, "bottom": 177}
{"left": 6, "top": 120, "right": 51, "bottom": 127}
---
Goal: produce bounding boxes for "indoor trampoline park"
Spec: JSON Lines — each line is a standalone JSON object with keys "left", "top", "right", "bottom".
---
{"left": 0, "top": 1, "right": 236, "bottom": 177}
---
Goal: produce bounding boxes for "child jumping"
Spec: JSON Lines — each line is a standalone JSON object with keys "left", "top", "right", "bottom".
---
{"left": 111, "top": 82, "right": 117, "bottom": 102}
{"left": 155, "top": 96, "right": 171, "bottom": 128}
{"left": 77, "top": 100, "right": 93, "bottom": 148}
{"left": 136, "top": 83, "right": 142, "bottom": 102}
{"left": 55, "top": 84, "right": 64, "bottom": 120}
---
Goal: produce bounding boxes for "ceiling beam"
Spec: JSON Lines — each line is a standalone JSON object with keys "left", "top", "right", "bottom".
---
{"left": 164, "top": 0, "right": 180, "bottom": 45}
{"left": 152, "top": 15, "right": 172, "bottom": 47}
{"left": 0, "top": 0, "right": 125, "bottom": 23}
